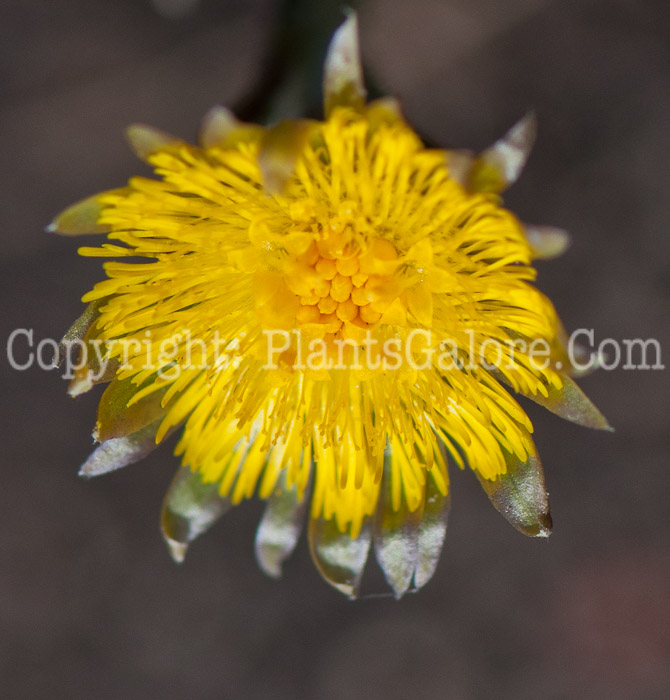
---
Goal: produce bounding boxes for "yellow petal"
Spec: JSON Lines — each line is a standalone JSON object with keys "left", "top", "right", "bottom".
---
{"left": 379, "top": 297, "right": 407, "bottom": 326}
{"left": 406, "top": 284, "right": 434, "bottom": 327}
{"left": 406, "top": 238, "right": 433, "bottom": 267}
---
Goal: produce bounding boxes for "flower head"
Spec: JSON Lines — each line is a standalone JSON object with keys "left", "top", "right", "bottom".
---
{"left": 52, "top": 14, "right": 609, "bottom": 598}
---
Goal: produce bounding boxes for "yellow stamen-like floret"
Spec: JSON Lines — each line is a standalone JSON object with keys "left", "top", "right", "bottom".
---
{"left": 54, "top": 14, "right": 609, "bottom": 599}
{"left": 75, "top": 106, "right": 566, "bottom": 540}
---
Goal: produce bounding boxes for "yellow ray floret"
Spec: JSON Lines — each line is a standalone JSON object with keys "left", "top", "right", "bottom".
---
{"left": 54, "top": 14, "right": 609, "bottom": 599}
{"left": 76, "top": 105, "right": 563, "bottom": 536}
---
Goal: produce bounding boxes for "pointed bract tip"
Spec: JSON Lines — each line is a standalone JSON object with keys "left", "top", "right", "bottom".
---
{"left": 166, "top": 538, "right": 188, "bottom": 563}
{"left": 255, "top": 476, "right": 309, "bottom": 580}
{"left": 67, "top": 374, "right": 95, "bottom": 397}
{"left": 257, "top": 555, "right": 282, "bottom": 579}
{"left": 373, "top": 469, "right": 424, "bottom": 599}
{"left": 472, "top": 111, "right": 538, "bottom": 193}
{"left": 514, "top": 110, "right": 537, "bottom": 137}
{"left": 524, "top": 374, "right": 611, "bottom": 432}
{"left": 47, "top": 350, "right": 60, "bottom": 370}
{"left": 78, "top": 421, "right": 164, "bottom": 478}
{"left": 524, "top": 225, "right": 571, "bottom": 259}
{"left": 499, "top": 110, "right": 537, "bottom": 176}
{"left": 323, "top": 11, "right": 366, "bottom": 117}
{"left": 126, "top": 124, "right": 180, "bottom": 161}
{"left": 502, "top": 111, "right": 537, "bottom": 157}
{"left": 445, "top": 150, "right": 475, "bottom": 188}
{"left": 343, "top": 587, "right": 358, "bottom": 601}
{"left": 477, "top": 444, "right": 553, "bottom": 539}
{"left": 413, "top": 487, "right": 450, "bottom": 591}
{"left": 160, "top": 466, "right": 232, "bottom": 568}
{"left": 200, "top": 106, "right": 238, "bottom": 148}
{"left": 534, "top": 511, "right": 553, "bottom": 538}
{"left": 47, "top": 194, "right": 111, "bottom": 236}
{"left": 308, "top": 517, "right": 371, "bottom": 599}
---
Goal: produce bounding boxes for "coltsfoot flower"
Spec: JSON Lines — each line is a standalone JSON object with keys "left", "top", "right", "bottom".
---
{"left": 52, "top": 15, "right": 609, "bottom": 598}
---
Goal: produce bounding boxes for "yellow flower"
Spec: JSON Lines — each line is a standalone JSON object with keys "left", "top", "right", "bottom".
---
{"left": 51, "top": 14, "right": 609, "bottom": 598}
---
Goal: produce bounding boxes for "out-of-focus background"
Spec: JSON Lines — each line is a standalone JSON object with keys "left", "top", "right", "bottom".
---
{"left": 2, "top": 0, "right": 669, "bottom": 698}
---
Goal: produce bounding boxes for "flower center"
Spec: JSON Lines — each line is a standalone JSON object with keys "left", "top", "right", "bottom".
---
{"left": 283, "top": 231, "right": 400, "bottom": 341}
{"left": 252, "top": 194, "right": 413, "bottom": 345}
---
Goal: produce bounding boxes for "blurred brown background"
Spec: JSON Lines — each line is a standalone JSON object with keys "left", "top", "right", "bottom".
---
{"left": 2, "top": 1, "right": 669, "bottom": 698}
